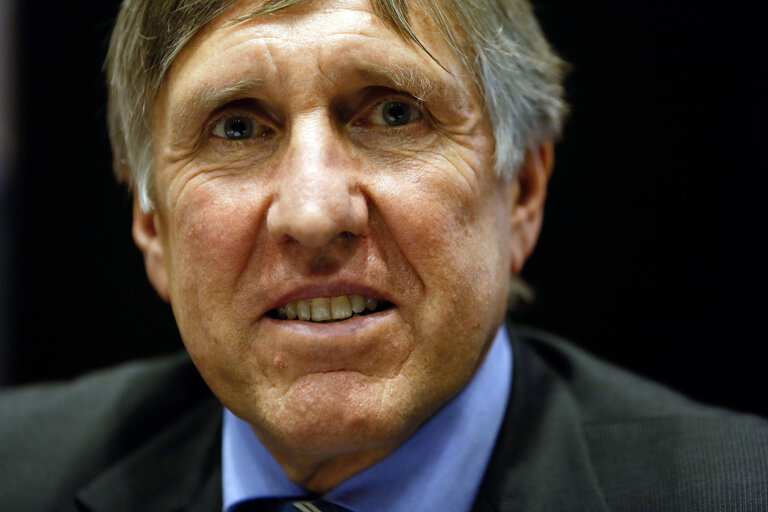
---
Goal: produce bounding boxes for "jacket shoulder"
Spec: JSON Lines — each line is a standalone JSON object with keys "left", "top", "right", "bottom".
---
{"left": 0, "top": 353, "right": 212, "bottom": 512}
{"left": 516, "top": 327, "right": 768, "bottom": 510}
{"left": 517, "top": 325, "right": 768, "bottom": 418}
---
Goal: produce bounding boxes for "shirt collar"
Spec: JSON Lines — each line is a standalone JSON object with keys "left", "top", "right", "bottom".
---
{"left": 222, "top": 325, "right": 512, "bottom": 512}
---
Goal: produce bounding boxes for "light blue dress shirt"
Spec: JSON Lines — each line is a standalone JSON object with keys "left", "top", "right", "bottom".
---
{"left": 222, "top": 325, "right": 512, "bottom": 512}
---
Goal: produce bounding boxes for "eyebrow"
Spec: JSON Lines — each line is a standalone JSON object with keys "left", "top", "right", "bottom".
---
{"left": 170, "top": 76, "right": 265, "bottom": 132}
{"left": 363, "top": 64, "right": 440, "bottom": 103}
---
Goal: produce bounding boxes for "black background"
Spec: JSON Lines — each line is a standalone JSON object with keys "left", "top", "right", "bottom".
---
{"left": 5, "top": 2, "right": 767, "bottom": 417}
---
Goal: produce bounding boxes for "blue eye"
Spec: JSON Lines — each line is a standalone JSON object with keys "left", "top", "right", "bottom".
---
{"left": 368, "top": 100, "right": 422, "bottom": 127}
{"left": 382, "top": 102, "right": 412, "bottom": 126}
{"left": 225, "top": 116, "right": 253, "bottom": 139}
{"left": 213, "top": 116, "right": 255, "bottom": 139}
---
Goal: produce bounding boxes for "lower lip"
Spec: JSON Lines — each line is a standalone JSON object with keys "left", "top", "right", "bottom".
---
{"left": 261, "top": 307, "right": 397, "bottom": 335}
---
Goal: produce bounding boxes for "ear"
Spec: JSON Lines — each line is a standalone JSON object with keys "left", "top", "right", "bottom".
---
{"left": 508, "top": 140, "right": 554, "bottom": 274}
{"left": 132, "top": 193, "right": 171, "bottom": 302}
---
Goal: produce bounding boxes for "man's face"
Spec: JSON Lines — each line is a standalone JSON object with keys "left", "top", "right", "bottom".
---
{"left": 139, "top": 0, "right": 538, "bottom": 467}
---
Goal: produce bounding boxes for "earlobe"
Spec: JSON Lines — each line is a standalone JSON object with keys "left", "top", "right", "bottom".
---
{"left": 132, "top": 194, "right": 171, "bottom": 302}
{"left": 508, "top": 140, "right": 554, "bottom": 274}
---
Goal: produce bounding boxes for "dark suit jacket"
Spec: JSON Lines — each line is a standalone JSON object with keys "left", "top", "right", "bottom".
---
{"left": 2, "top": 326, "right": 767, "bottom": 511}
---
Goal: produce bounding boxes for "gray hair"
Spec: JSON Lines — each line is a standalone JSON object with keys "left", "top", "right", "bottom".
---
{"left": 106, "top": 0, "right": 567, "bottom": 211}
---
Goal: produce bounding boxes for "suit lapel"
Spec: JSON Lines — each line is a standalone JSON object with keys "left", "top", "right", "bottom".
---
{"left": 473, "top": 325, "right": 610, "bottom": 512}
{"left": 75, "top": 398, "right": 223, "bottom": 512}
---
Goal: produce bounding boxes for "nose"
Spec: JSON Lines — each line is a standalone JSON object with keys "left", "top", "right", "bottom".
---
{"left": 267, "top": 123, "right": 368, "bottom": 248}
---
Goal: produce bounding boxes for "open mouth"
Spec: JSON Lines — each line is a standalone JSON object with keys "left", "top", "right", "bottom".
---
{"left": 267, "top": 295, "right": 394, "bottom": 322}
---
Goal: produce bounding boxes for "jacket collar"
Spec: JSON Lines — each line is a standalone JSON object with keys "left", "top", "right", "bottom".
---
{"left": 75, "top": 397, "right": 223, "bottom": 512}
{"left": 473, "top": 323, "right": 610, "bottom": 511}
{"left": 74, "top": 322, "right": 610, "bottom": 512}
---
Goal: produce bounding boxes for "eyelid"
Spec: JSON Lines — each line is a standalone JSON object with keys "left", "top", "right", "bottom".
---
{"left": 209, "top": 111, "right": 272, "bottom": 140}
{"left": 355, "top": 95, "right": 426, "bottom": 127}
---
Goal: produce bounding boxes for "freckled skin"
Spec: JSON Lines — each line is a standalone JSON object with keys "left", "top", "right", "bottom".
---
{"left": 135, "top": 0, "right": 548, "bottom": 492}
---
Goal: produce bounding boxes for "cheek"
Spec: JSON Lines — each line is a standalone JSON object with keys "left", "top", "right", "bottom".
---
{"left": 170, "top": 179, "right": 262, "bottom": 274}
{"left": 380, "top": 174, "right": 510, "bottom": 396}
{"left": 163, "top": 178, "right": 269, "bottom": 331}
{"left": 377, "top": 162, "right": 509, "bottom": 318}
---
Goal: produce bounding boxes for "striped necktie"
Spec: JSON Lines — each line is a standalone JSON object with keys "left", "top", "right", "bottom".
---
{"left": 238, "top": 498, "right": 352, "bottom": 512}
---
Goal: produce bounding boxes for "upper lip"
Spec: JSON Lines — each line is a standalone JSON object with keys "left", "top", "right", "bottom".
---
{"left": 263, "top": 280, "right": 395, "bottom": 315}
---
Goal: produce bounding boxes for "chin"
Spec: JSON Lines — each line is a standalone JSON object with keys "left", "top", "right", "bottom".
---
{"left": 249, "top": 372, "right": 425, "bottom": 458}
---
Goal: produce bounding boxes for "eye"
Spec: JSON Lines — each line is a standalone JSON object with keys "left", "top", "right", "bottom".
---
{"left": 212, "top": 115, "right": 260, "bottom": 140}
{"left": 369, "top": 100, "right": 423, "bottom": 127}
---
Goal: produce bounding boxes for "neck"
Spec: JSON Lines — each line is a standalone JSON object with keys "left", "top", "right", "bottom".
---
{"left": 253, "top": 429, "right": 408, "bottom": 494}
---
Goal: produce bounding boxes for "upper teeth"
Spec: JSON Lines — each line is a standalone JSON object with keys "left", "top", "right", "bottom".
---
{"left": 277, "top": 295, "right": 380, "bottom": 322}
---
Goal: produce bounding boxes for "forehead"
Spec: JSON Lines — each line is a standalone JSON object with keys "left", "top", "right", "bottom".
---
{"left": 161, "top": 0, "right": 476, "bottom": 108}
{"left": 190, "top": 0, "right": 448, "bottom": 58}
